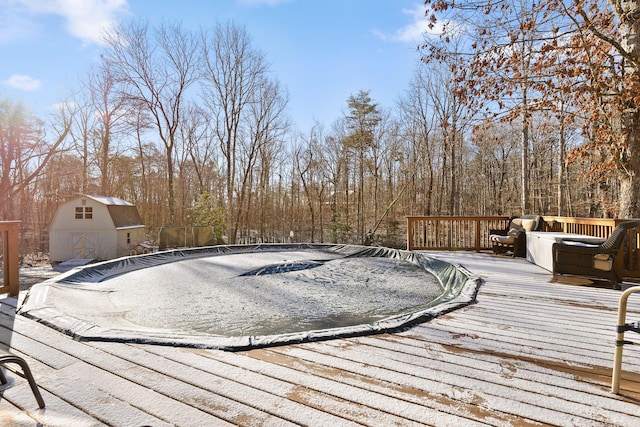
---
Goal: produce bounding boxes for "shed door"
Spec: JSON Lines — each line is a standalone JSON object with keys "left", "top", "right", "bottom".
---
{"left": 71, "top": 232, "right": 97, "bottom": 259}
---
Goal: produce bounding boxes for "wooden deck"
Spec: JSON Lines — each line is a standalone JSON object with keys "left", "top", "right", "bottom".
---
{"left": 1, "top": 252, "right": 640, "bottom": 426}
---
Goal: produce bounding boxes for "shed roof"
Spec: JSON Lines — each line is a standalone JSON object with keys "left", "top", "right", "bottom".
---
{"left": 107, "top": 205, "right": 144, "bottom": 228}
{"left": 83, "top": 195, "right": 144, "bottom": 228}
{"left": 85, "top": 195, "right": 134, "bottom": 206}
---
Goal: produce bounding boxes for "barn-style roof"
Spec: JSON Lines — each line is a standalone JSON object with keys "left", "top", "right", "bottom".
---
{"left": 85, "top": 195, "right": 144, "bottom": 228}
{"left": 85, "top": 195, "right": 133, "bottom": 206}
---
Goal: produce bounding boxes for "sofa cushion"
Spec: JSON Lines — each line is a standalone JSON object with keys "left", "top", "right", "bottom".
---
{"left": 521, "top": 219, "right": 536, "bottom": 231}
{"left": 593, "top": 254, "right": 613, "bottom": 271}
{"left": 490, "top": 234, "right": 516, "bottom": 244}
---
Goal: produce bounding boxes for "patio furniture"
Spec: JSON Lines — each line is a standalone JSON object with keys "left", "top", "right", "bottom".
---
{"left": 0, "top": 350, "right": 45, "bottom": 409}
{"left": 552, "top": 220, "right": 640, "bottom": 290}
{"left": 526, "top": 232, "right": 605, "bottom": 272}
{"left": 489, "top": 215, "right": 542, "bottom": 257}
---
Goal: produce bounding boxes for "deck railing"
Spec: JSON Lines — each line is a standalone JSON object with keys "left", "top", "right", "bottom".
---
{"left": 0, "top": 221, "right": 20, "bottom": 297}
{"left": 406, "top": 216, "right": 512, "bottom": 252}
{"left": 407, "top": 215, "right": 640, "bottom": 279}
{"left": 406, "top": 216, "right": 629, "bottom": 251}
{"left": 539, "top": 216, "right": 621, "bottom": 237}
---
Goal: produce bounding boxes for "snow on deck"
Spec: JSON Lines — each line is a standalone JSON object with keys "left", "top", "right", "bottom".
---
{"left": 1, "top": 252, "right": 639, "bottom": 426}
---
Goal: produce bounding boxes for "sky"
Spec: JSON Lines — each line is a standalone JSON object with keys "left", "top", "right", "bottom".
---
{"left": 0, "top": 0, "right": 430, "bottom": 131}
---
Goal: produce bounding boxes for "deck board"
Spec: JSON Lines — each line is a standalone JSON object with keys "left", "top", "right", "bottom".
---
{"left": 0, "top": 252, "right": 639, "bottom": 426}
{"left": 88, "top": 341, "right": 353, "bottom": 426}
{"left": 275, "top": 340, "right": 610, "bottom": 425}
{"left": 146, "top": 344, "right": 476, "bottom": 426}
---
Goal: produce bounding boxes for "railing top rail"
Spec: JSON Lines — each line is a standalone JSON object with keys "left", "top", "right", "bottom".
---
{"left": 406, "top": 216, "right": 510, "bottom": 220}
{"left": 407, "top": 216, "right": 639, "bottom": 225}
{"left": 0, "top": 221, "right": 21, "bottom": 230}
{"left": 541, "top": 216, "right": 636, "bottom": 226}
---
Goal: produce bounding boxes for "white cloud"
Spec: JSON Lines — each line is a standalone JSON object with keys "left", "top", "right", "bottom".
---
{"left": 2, "top": 74, "right": 42, "bottom": 91}
{"left": 4, "top": 0, "right": 130, "bottom": 45}
{"left": 373, "top": 3, "right": 435, "bottom": 44}
{"left": 58, "top": 0, "right": 130, "bottom": 45}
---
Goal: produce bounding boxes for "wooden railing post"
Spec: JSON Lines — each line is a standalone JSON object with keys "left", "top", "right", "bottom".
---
{"left": 1, "top": 221, "right": 20, "bottom": 297}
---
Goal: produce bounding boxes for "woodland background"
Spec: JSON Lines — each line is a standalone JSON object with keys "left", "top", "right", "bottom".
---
{"left": 1, "top": 2, "right": 635, "bottom": 253}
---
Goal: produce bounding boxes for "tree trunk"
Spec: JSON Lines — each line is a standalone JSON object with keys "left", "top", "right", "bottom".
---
{"left": 166, "top": 142, "right": 176, "bottom": 225}
{"left": 101, "top": 127, "right": 110, "bottom": 195}
{"left": 557, "top": 98, "right": 567, "bottom": 216}
{"left": 617, "top": 1, "right": 640, "bottom": 218}
{"left": 521, "top": 109, "right": 530, "bottom": 215}
{"left": 619, "top": 110, "right": 640, "bottom": 217}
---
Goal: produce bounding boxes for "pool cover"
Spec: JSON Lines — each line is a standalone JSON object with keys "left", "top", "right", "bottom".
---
{"left": 19, "top": 244, "right": 481, "bottom": 350}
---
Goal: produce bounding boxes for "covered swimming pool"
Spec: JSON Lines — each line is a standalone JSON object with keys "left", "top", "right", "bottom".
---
{"left": 18, "top": 244, "right": 480, "bottom": 350}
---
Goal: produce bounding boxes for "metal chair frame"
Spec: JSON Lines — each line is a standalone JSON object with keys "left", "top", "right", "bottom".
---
{"left": 0, "top": 350, "right": 45, "bottom": 409}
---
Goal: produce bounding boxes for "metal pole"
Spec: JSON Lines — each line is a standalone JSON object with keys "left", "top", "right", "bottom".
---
{"left": 611, "top": 285, "right": 640, "bottom": 394}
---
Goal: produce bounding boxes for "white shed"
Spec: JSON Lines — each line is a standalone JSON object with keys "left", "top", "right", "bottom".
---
{"left": 49, "top": 195, "right": 145, "bottom": 262}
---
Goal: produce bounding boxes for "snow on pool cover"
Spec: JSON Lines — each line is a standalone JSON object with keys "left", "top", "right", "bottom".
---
{"left": 18, "top": 244, "right": 481, "bottom": 350}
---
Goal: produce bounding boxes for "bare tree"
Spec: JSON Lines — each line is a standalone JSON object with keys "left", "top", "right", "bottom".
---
{"left": 87, "top": 55, "right": 130, "bottom": 195}
{"left": 0, "top": 98, "right": 74, "bottom": 220}
{"left": 248, "top": 78, "right": 289, "bottom": 241}
{"left": 397, "top": 64, "right": 437, "bottom": 215}
{"left": 180, "top": 104, "right": 217, "bottom": 194}
{"left": 294, "top": 123, "right": 327, "bottom": 242}
{"left": 323, "top": 120, "right": 351, "bottom": 243}
{"left": 425, "top": 0, "right": 640, "bottom": 218}
{"left": 68, "top": 91, "right": 96, "bottom": 194}
{"left": 201, "top": 21, "right": 285, "bottom": 243}
{"left": 104, "top": 20, "right": 200, "bottom": 224}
